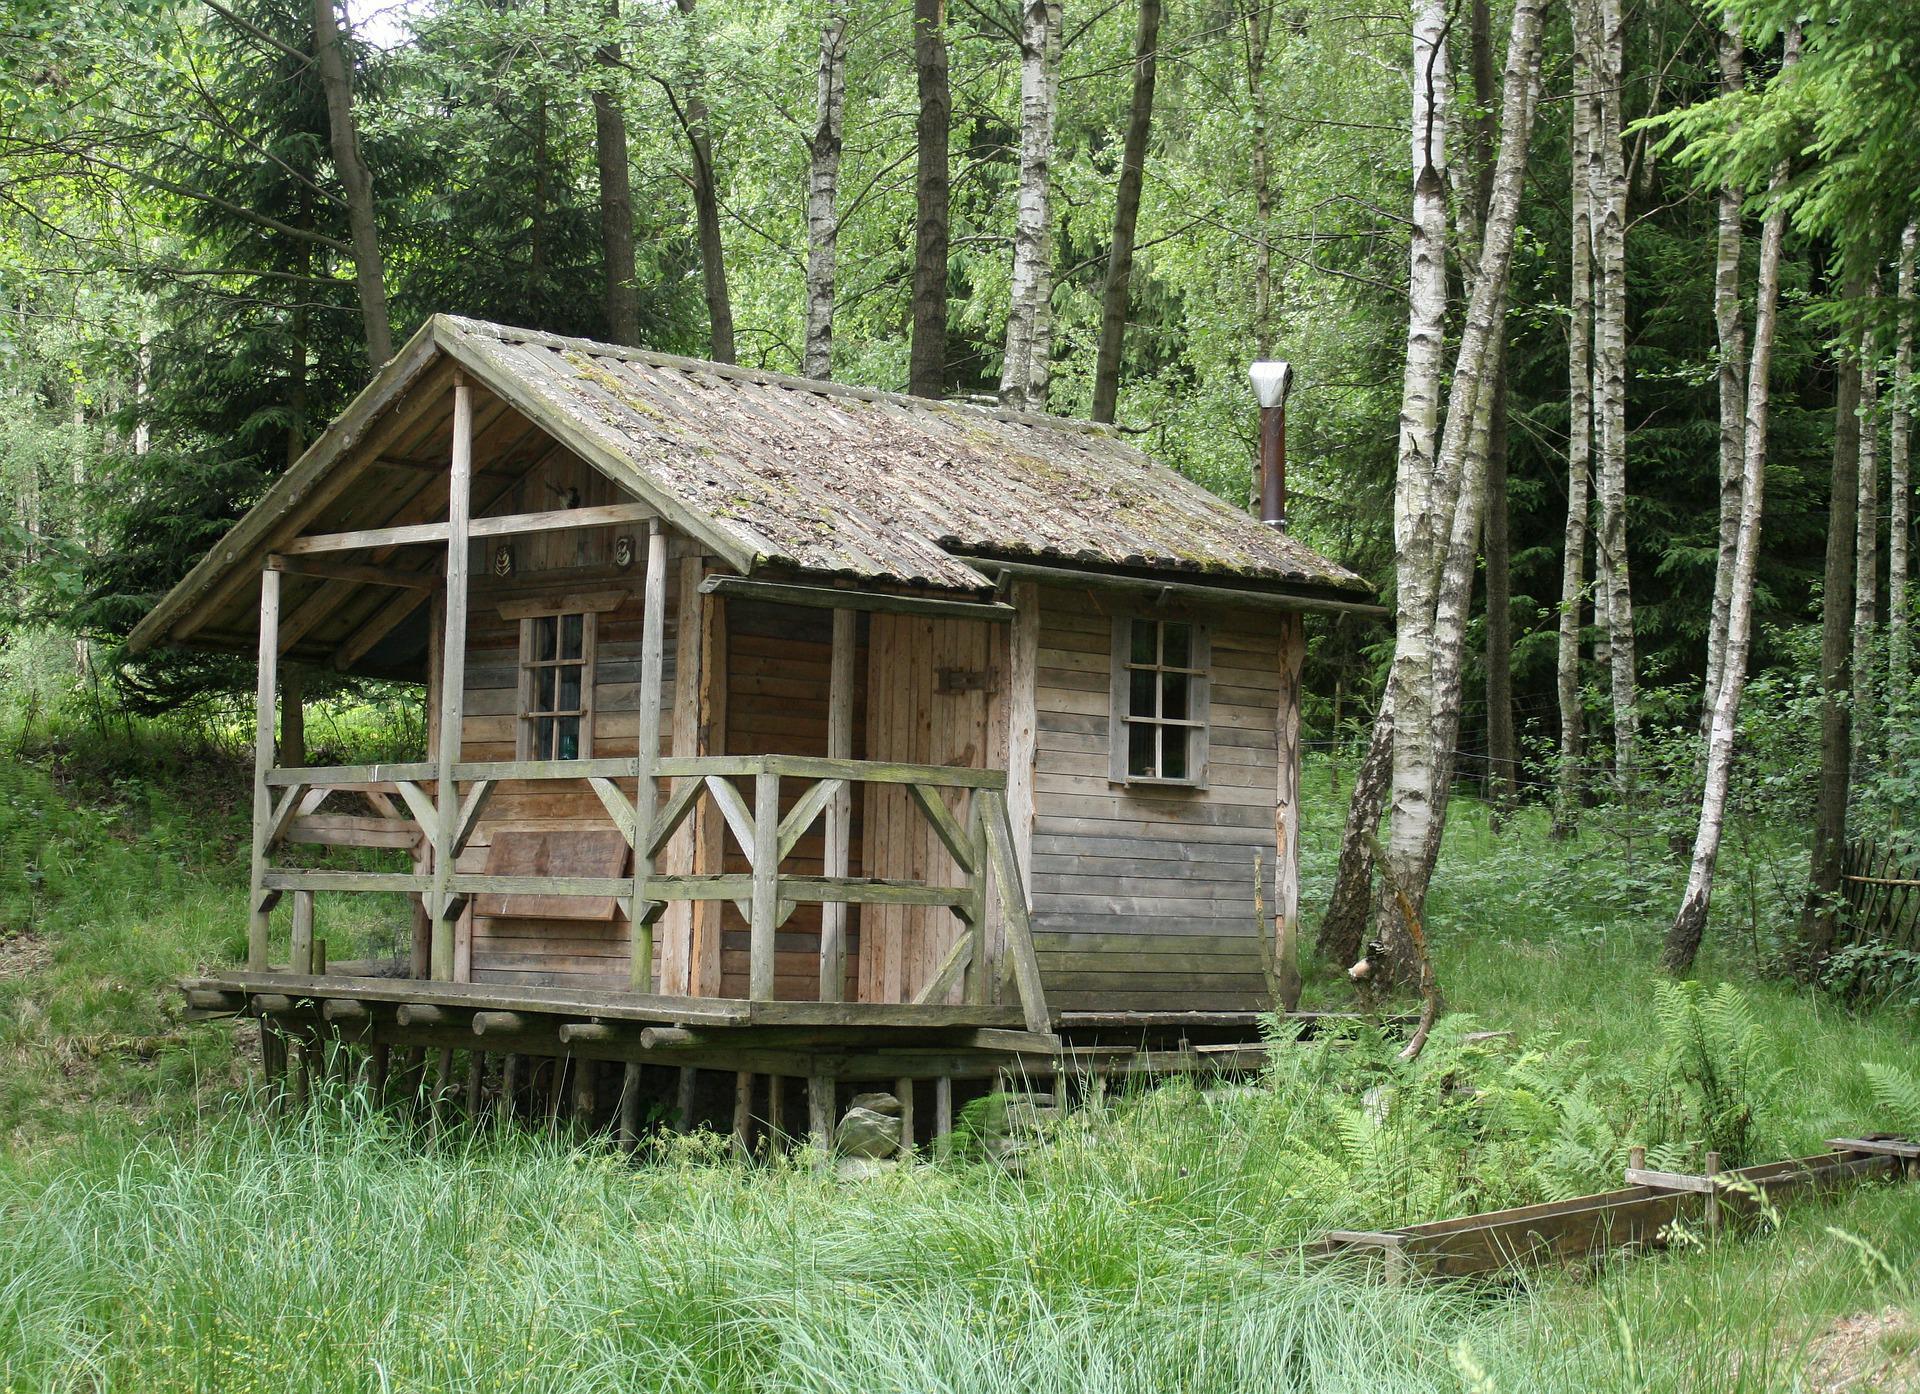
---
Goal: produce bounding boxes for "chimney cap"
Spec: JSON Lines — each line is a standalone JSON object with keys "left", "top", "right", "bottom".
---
{"left": 1249, "top": 360, "right": 1294, "bottom": 408}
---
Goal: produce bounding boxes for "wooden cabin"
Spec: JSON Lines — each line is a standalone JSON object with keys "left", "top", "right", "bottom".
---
{"left": 135, "top": 316, "right": 1375, "bottom": 1140}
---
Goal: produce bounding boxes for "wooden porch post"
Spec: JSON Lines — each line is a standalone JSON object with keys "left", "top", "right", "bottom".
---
{"left": 631, "top": 517, "right": 667, "bottom": 991}
{"left": 1273, "top": 611, "right": 1305, "bottom": 1010}
{"left": 749, "top": 764, "right": 780, "bottom": 1000}
{"left": 281, "top": 665, "right": 306, "bottom": 769}
{"left": 999, "top": 580, "right": 1039, "bottom": 999}
{"left": 430, "top": 373, "right": 473, "bottom": 981}
{"left": 820, "top": 606, "right": 856, "bottom": 1001}
{"left": 247, "top": 566, "right": 281, "bottom": 971}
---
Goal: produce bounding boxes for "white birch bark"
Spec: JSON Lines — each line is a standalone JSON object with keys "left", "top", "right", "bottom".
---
{"left": 1413, "top": 0, "right": 1547, "bottom": 896}
{"left": 1589, "top": 0, "right": 1637, "bottom": 787}
{"left": 1555, "top": 27, "right": 1596, "bottom": 836}
{"left": 1892, "top": 223, "right": 1917, "bottom": 693}
{"left": 1664, "top": 41, "right": 1798, "bottom": 972}
{"left": 1374, "top": 0, "right": 1451, "bottom": 978}
{"left": 1703, "top": 11, "right": 1747, "bottom": 727}
{"left": 1852, "top": 283, "right": 1882, "bottom": 775}
{"left": 804, "top": 5, "right": 849, "bottom": 380}
{"left": 999, "top": 0, "right": 1062, "bottom": 411}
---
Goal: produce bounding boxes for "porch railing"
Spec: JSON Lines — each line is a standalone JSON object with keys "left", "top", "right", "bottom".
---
{"left": 249, "top": 754, "right": 1048, "bottom": 1031}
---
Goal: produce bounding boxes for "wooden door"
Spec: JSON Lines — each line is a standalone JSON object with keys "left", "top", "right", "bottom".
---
{"left": 858, "top": 613, "right": 995, "bottom": 1002}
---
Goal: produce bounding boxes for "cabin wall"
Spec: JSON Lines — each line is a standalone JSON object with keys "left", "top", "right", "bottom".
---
{"left": 1027, "top": 586, "right": 1284, "bottom": 1012}
{"left": 455, "top": 451, "right": 676, "bottom": 990}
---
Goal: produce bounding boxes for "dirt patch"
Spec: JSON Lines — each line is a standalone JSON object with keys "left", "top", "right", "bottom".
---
{"left": 0, "top": 928, "right": 53, "bottom": 981}
{"left": 1804, "top": 1308, "right": 1920, "bottom": 1392}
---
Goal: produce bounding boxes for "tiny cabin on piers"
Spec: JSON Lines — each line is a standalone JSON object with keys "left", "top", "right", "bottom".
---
{"left": 135, "top": 316, "right": 1376, "bottom": 1142}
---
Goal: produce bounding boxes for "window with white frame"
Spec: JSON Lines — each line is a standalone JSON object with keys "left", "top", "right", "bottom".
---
{"left": 1110, "top": 615, "right": 1209, "bottom": 786}
{"left": 519, "top": 611, "right": 594, "bottom": 760}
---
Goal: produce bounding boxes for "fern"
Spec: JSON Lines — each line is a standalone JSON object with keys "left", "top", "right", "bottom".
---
{"left": 1862, "top": 1062, "right": 1920, "bottom": 1134}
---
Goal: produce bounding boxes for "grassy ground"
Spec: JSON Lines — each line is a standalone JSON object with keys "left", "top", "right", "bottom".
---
{"left": 2, "top": 721, "right": 1917, "bottom": 1392}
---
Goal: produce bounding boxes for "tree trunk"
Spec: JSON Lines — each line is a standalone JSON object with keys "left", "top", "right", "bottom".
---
{"left": 1589, "top": 0, "right": 1637, "bottom": 789}
{"left": 593, "top": 0, "right": 639, "bottom": 346}
{"left": 1554, "top": 29, "right": 1595, "bottom": 839}
{"left": 1374, "top": 0, "right": 1452, "bottom": 978}
{"left": 1664, "top": 44, "right": 1796, "bottom": 974}
{"left": 312, "top": 0, "right": 390, "bottom": 370}
{"left": 1892, "top": 222, "right": 1916, "bottom": 694}
{"left": 1483, "top": 351, "right": 1515, "bottom": 817}
{"left": 1090, "top": 0, "right": 1160, "bottom": 424}
{"left": 909, "top": 0, "right": 950, "bottom": 399}
{"left": 1852, "top": 279, "right": 1881, "bottom": 779}
{"left": 674, "top": 0, "right": 734, "bottom": 363}
{"left": 1245, "top": 1, "right": 1275, "bottom": 357}
{"left": 1702, "top": 11, "right": 1747, "bottom": 730}
{"left": 803, "top": 5, "right": 850, "bottom": 379}
{"left": 1318, "top": 691, "right": 1393, "bottom": 968}
{"left": 1802, "top": 271, "right": 1865, "bottom": 963}
{"left": 1403, "top": 0, "right": 1546, "bottom": 908}
{"left": 1000, "top": 0, "right": 1062, "bottom": 411}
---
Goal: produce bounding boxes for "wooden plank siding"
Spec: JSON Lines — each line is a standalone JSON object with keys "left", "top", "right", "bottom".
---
{"left": 460, "top": 451, "right": 677, "bottom": 991}
{"left": 1028, "top": 588, "right": 1280, "bottom": 1011}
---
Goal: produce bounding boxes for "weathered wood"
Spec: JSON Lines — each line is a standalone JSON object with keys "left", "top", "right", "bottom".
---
{"left": 777, "top": 777, "right": 842, "bottom": 861}
{"left": 644, "top": 776, "right": 707, "bottom": 860}
{"left": 451, "top": 874, "right": 632, "bottom": 899}
{"left": 964, "top": 556, "right": 1385, "bottom": 618}
{"left": 676, "top": 1065, "right": 698, "bottom": 1131}
{"left": 933, "top": 1076, "right": 952, "bottom": 1158}
{"left": 267, "top": 552, "right": 439, "bottom": 590}
{"left": 896, "top": 1077, "right": 916, "bottom": 1157}
{"left": 618, "top": 1063, "right": 642, "bottom": 1150}
{"left": 808, "top": 1074, "right": 835, "bottom": 1153}
{"left": 912, "top": 933, "right": 973, "bottom": 1006}
{"left": 321, "top": 997, "right": 369, "bottom": 1024}
{"left": 248, "top": 568, "right": 281, "bottom": 970}
{"left": 467, "top": 499, "right": 659, "bottom": 542}
{"left": 632, "top": 518, "right": 669, "bottom": 990}
{"left": 963, "top": 1027, "right": 1061, "bottom": 1053}
{"left": 187, "top": 988, "right": 246, "bottom": 1013}
{"left": 979, "top": 789, "right": 1051, "bottom": 1033}
{"left": 392, "top": 779, "right": 440, "bottom": 837}
{"left": 280, "top": 519, "right": 451, "bottom": 556}
{"left": 1272, "top": 611, "right": 1304, "bottom": 1010}
{"left": 262, "top": 869, "right": 431, "bottom": 895}
{"left": 733, "top": 1071, "right": 754, "bottom": 1157}
{"left": 558, "top": 1022, "right": 622, "bottom": 1044}
{"left": 284, "top": 814, "right": 421, "bottom": 850}
{"left": 821, "top": 606, "right": 855, "bottom": 1002}
{"left": 397, "top": 1004, "right": 451, "bottom": 1027}
{"left": 589, "top": 777, "right": 637, "bottom": 845}
{"left": 449, "top": 756, "right": 638, "bottom": 782}
{"left": 471, "top": 1010, "right": 529, "bottom": 1036}
{"left": 749, "top": 769, "right": 781, "bottom": 1000}
{"left": 250, "top": 993, "right": 295, "bottom": 1015}
{"left": 906, "top": 781, "right": 977, "bottom": 874}
{"left": 699, "top": 575, "right": 1014, "bottom": 623}
{"left": 199, "top": 970, "right": 754, "bottom": 1024}
{"left": 453, "top": 779, "right": 495, "bottom": 855}
{"left": 267, "top": 761, "right": 438, "bottom": 787}
{"left": 1831, "top": 1136, "right": 1920, "bottom": 1159}
{"left": 289, "top": 889, "right": 315, "bottom": 976}
{"left": 640, "top": 874, "right": 968, "bottom": 908}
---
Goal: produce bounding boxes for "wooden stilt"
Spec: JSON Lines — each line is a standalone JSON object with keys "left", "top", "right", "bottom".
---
{"left": 368, "top": 1042, "right": 390, "bottom": 1107}
{"left": 465, "top": 1053, "right": 484, "bottom": 1118}
{"left": 547, "top": 1057, "right": 569, "bottom": 1133}
{"left": 675, "top": 1065, "right": 697, "bottom": 1132}
{"left": 808, "top": 1074, "right": 835, "bottom": 1161}
{"left": 288, "top": 1036, "right": 309, "bottom": 1111}
{"left": 1705, "top": 1150, "right": 1722, "bottom": 1237}
{"left": 766, "top": 1075, "right": 785, "bottom": 1152}
{"left": 933, "top": 1075, "right": 953, "bottom": 1159}
{"left": 261, "top": 1023, "right": 286, "bottom": 1105}
{"left": 572, "top": 1058, "right": 597, "bottom": 1130}
{"left": 499, "top": 1053, "right": 521, "bottom": 1127}
{"left": 289, "top": 890, "right": 315, "bottom": 976}
{"left": 402, "top": 1046, "right": 426, "bottom": 1112}
{"left": 430, "top": 1048, "right": 452, "bottom": 1133}
{"left": 733, "top": 1071, "right": 753, "bottom": 1159}
{"left": 618, "top": 1063, "right": 642, "bottom": 1152}
{"left": 896, "top": 1075, "right": 915, "bottom": 1159}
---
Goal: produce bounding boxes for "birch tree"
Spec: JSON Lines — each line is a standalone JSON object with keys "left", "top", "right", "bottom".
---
{"left": 312, "top": 0, "right": 390, "bottom": 369}
{"left": 1000, "top": 0, "right": 1062, "bottom": 411}
{"left": 1091, "top": 0, "right": 1161, "bottom": 424}
{"left": 1553, "top": 20, "right": 1596, "bottom": 838}
{"left": 1587, "top": 0, "right": 1637, "bottom": 787}
{"left": 1893, "top": 223, "right": 1916, "bottom": 693}
{"left": 1702, "top": 11, "right": 1747, "bottom": 727}
{"left": 1852, "top": 290, "right": 1881, "bottom": 776}
{"left": 804, "top": 4, "right": 849, "bottom": 379}
{"left": 1664, "top": 33, "right": 1798, "bottom": 973}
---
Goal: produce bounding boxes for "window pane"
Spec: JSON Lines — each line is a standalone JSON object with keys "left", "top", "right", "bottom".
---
{"left": 561, "top": 613, "right": 584, "bottom": 660}
{"left": 534, "top": 616, "right": 557, "bottom": 662}
{"left": 1129, "top": 668, "right": 1156, "bottom": 717}
{"left": 1162, "top": 622, "right": 1192, "bottom": 669}
{"left": 1130, "top": 619, "right": 1156, "bottom": 665}
{"left": 1127, "top": 721, "right": 1156, "bottom": 777}
{"left": 556, "top": 716, "right": 580, "bottom": 760}
{"left": 535, "top": 717, "right": 555, "bottom": 759}
{"left": 1162, "top": 729, "right": 1188, "bottom": 780}
{"left": 536, "top": 666, "right": 556, "bottom": 711}
{"left": 1161, "top": 673, "right": 1189, "bottom": 721}
{"left": 559, "top": 665, "right": 582, "bottom": 711}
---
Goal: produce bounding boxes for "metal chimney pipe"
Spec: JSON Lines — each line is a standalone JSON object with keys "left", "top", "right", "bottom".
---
{"left": 1249, "top": 360, "right": 1293, "bottom": 530}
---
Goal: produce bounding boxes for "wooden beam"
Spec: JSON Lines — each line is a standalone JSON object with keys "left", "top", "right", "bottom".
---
{"left": 960, "top": 556, "right": 1386, "bottom": 618}
{"left": 471, "top": 1011, "right": 529, "bottom": 1036}
{"left": 247, "top": 567, "right": 280, "bottom": 970}
{"left": 699, "top": 575, "right": 1013, "bottom": 623}
{"left": 268, "top": 553, "right": 440, "bottom": 590}
{"left": 748, "top": 769, "right": 780, "bottom": 1001}
{"left": 467, "top": 500, "right": 658, "bottom": 540}
{"left": 821, "top": 606, "right": 855, "bottom": 1002}
{"left": 430, "top": 374, "right": 473, "bottom": 977}
{"left": 631, "top": 519, "right": 668, "bottom": 991}
{"left": 1272, "top": 612, "right": 1305, "bottom": 1011}
{"left": 281, "top": 520, "right": 452, "bottom": 556}
{"left": 911, "top": 933, "right": 972, "bottom": 1006}
{"left": 978, "top": 789, "right": 1052, "bottom": 1034}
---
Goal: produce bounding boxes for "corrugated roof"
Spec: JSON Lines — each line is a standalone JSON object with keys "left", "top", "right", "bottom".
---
{"left": 444, "top": 318, "right": 1368, "bottom": 595}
